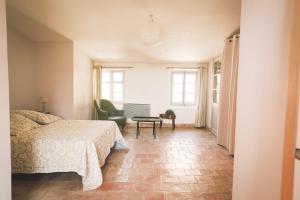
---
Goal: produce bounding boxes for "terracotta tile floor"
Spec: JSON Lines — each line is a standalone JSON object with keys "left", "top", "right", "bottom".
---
{"left": 12, "top": 127, "right": 233, "bottom": 200}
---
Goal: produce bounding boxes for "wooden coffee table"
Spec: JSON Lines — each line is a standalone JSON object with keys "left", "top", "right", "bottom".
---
{"left": 131, "top": 116, "right": 162, "bottom": 139}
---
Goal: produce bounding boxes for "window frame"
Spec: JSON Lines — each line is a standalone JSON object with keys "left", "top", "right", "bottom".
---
{"left": 101, "top": 70, "right": 124, "bottom": 105}
{"left": 170, "top": 70, "right": 197, "bottom": 106}
{"left": 212, "top": 61, "right": 221, "bottom": 104}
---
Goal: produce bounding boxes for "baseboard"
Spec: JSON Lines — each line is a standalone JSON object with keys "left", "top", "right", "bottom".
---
{"left": 211, "top": 128, "right": 217, "bottom": 135}
{"left": 206, "top": 127, "right": 212, "bottom": 131}
{"left": 176, "top": 124, "right": 195, "bottom": 128}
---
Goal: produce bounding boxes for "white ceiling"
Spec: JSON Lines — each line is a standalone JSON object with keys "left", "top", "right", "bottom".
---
{"left": 6, "top": 0, "right": 241, "bottom": 63}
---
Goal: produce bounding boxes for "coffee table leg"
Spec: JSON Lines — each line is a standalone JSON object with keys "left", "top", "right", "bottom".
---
{"left": 172, "top": 119, "right": 175, "bottom": 130}
{"left": 153, "top": 122, "right": 156, "bottom": 139}
{"left": 160, "top": 120, "right": 162, "bottom": 128}
{"left": 136, "top": 121, "right": 140, "bottom": 139}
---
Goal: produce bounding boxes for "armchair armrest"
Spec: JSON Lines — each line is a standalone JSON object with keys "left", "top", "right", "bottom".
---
{"left": 114, "top": 109, "right": 124, "bottom": 116}
{"left": 98, "top": 108, "right": 109, "bottom": 120}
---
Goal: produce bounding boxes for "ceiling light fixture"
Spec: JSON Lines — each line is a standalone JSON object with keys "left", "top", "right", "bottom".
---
{"left": 140, "top": 14, "right": 162, "bottom": 46}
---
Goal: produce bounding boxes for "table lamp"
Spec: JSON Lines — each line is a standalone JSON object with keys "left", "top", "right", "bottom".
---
{"left": 39, "top": 96, "right": 48, "bottom": 113}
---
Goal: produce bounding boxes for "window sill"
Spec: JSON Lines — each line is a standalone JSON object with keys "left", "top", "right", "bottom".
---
{"left": 170, "top": 104, "right": 197, "bottom": 108}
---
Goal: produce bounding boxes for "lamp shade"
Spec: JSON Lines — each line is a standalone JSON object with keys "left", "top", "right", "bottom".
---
{"left": 39, "top": 96, "right": 48, "bottom": 103}
{"left": 140, "top": 15, "right": 162, "bottom": 46}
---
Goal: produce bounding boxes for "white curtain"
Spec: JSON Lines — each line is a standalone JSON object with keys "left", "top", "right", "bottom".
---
{"left": 92, "top": 65, "right": 101, "bottom": 120}
{"left": 195, "top": 67, "right": 208, "bottom": 128}
{"left": 217, "top": 35, "right": 240, "bottom": 155}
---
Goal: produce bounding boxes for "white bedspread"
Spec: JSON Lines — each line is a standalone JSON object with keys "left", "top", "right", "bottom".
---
{"left": 11, "top": 120, "right": 126, "bottom": 191}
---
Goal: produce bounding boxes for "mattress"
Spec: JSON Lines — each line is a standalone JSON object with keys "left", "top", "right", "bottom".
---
{"left": 11, "top": 120, "right": 126, "bottom": 191}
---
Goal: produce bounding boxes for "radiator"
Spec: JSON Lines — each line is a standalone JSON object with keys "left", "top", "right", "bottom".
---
{"left": 123, "top": 103, "right": 150, "bottom": 118}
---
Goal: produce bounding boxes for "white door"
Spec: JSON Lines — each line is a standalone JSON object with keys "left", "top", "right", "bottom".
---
{"left": 293, "top": 104, "right": 300, "bottom": 200}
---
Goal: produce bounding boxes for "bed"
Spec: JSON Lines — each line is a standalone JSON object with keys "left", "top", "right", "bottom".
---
{"left": 10, "top": 110, "right": 127, "bottom": 191}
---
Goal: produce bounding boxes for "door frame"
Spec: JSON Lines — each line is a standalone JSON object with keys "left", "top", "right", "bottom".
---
{"left": 281, "top": 0, "right": 300, "bottom": 199}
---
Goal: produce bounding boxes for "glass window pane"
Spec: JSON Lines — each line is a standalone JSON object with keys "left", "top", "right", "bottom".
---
{"left": 102, "top": 83, "right": 110, "bottom": 92}
{"left": 113, "top": 92, "right": 123, "bottom": 102}
{"left": 113, "top": 83, "right": 123, "bottom": 92}
{"left": 213, "top": 91, "right": 216, "bottom": 103}
{"left": 185, "top": 83, "right": 195, "bottom": 93}
{"left": 185, "top": 73, "right": 196, "bottom": 83}
{"left": 213, "top": 90, "right": 220, "bottom": 104}
{"left": 102, "top": 92, "right": 110, "bottom": 100}
{"left": 102, "top": 72, "right": 110, "bottom": 82}
{"left": 213, "top": 62, "right": 221, "bottom": 74}
{"left": 217, "top": 75, "right": 221, "bottom": 85}
{"left": 173, "top": 83, "right": 183, "bottom": 93}
{"left": 217, "top": 66, "right": 221, "bottom": 74}
{"left": 213, "top": 76, "right": 219, "bottom": 89}
{"left": 173, "top": 73, "right": 184, "bottom": 83}
{"left": 113, "top": 72, "right": 123, "bottom": 82}
{"left": 216, "top": 92, "right": 220, "bottom": 103}
{"left": 172, "top": 93, "right": 183, "bottom": 103}
{"left": 185, "top": 93, "right": 195, "bottom": 103}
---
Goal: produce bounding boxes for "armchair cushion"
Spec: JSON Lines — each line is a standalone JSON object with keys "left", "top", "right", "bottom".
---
{"left": 108, "top": 116, "right": 127, "bottom": 126}
{"left": 113, "top": 109, "right": 124, "bottom": 116}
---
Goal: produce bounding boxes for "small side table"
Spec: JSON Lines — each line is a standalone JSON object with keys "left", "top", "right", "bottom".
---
{"left": 159, "top": 114, "right": 176, "bottom": 130}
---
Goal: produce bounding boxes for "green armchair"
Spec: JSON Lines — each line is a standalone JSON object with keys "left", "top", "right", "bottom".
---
{"left": 94, "top": 99, "right": 126, "bottom": 129}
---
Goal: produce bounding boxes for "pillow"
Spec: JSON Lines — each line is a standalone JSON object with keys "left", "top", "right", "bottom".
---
{"left": 10, "top": 113, "right": 41, "bottom": 136}
{"left": 12, "top": 110, "right": 61, "bottom": 125}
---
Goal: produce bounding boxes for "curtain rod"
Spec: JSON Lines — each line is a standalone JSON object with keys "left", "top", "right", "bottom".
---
{"left": 166, "top": 66, "right": 206, "bottom": 69}
{"left": 101, "top": 66, "right": 134, "bottom": 69}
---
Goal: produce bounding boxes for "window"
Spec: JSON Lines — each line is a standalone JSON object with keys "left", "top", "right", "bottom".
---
{"left": 171, "top": 71, "right": 197, "bottom": 106}
{"left": 212, "top": 61, "right": 221, "bottom": 104}
{"left": 101, "top": 70, "right": 124, "bottom": 104}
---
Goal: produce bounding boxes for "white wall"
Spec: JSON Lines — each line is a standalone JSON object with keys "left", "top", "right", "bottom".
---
{"left": 102, "top": 62, "right": 206, "bottom": 124}
{"left": 7, "top": 28, "right": 38, "bottom": 110}
{"left": 7, "top": 27, "right": 93, "bottom": 119}
{"left": 73, "top": 44, "right": 93, "bottom": 119}
{"left": 232, "top": 0, "right": 293, "bottom": 199}
{"left": 0, "top": 0, "right": 12, "bottom": 199}
{"left": 35, "top": 42, "right": 74, "bottom": 118}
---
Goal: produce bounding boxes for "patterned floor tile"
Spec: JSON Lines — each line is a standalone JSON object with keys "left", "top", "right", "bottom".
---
{"left": 12, "top": 127, "right": 233, "bottom": 200}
